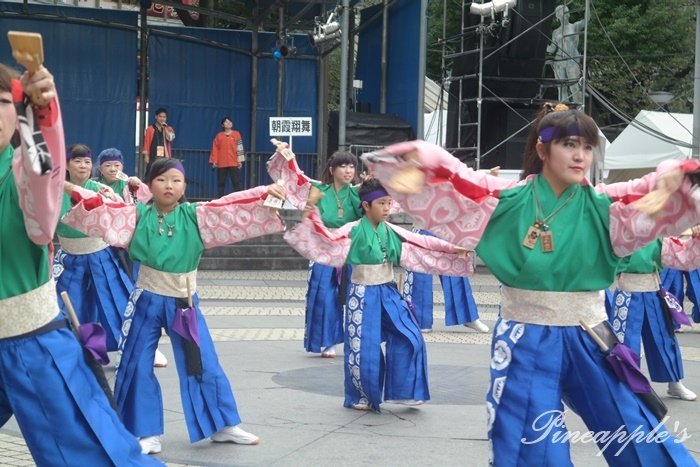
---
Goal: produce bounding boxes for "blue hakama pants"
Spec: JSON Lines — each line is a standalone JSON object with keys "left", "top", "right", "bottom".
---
{"left": 0, "top": 316, "right": 161, "bottom": 466}
{"left": 610, "top": 290, "right": 684, "bottom": 383}
{"left": 304, "top": 262, "right": 349, "bottom": 353}
{"left": 344, "top": 282, "right": 429, "bottom": 411}
{"left": 402, "top": 269, "right": 480, "bottom": 329}
{"left": 115, "top": 289, "right": 242, "bottom": 442}
{"left": 54, "top": 247, "right": 132, "bottom": 352}
{"left": 486, "top": 318, "right": 694, "bottom": 466}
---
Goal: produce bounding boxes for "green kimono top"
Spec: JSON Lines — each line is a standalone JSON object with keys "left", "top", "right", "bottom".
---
{"left": 475, "top": 174, "right": 620, "bottom": 291}
{"left": 57, "top": 179, "right": 106, "bottom": 238}
{"left": 313, "top": 182, "right": 362, "bottom": 228}
{"left": 616, "top": 239, "right": 662, "bottom": 275}
{"left": 101, "top": 178, "right": 128, "bottom": 197}
{"left": 346, "top": 217, "right": 403, "bottom": 266}
{"left": 128, "top": 202, "right": 204, "bottom": 273}
{"left": 0, "top": 146, "right": 50, "bottom": 299}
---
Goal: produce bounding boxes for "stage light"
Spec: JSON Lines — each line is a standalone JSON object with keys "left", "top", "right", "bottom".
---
{"left": 470, "top": 0, "right": 517, "bottom": 17}
{"left": 309, "top": 7, "right": 343, "bottom": 47}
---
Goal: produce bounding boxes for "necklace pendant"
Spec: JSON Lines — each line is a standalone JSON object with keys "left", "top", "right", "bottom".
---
{"left": 167, "top": 226, "right": 174, "bottom": 237}
{"left": 522, "top": 225, "right": 541, "bottom": 249}
{"left": 158, "top": 226, "right": 164, "bottom": 236}
{"left": 540, "top": 229, "right": 554, "bottom": 253}
{"left": 338, "top": 207, "right": 344, "bottom": 218}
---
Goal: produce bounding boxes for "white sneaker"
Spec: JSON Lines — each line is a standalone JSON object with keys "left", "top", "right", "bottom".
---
{"left": 154, "top": 348, "right": 168, "bottom": 368}
{"left": 385, "top": 399, "right": 424, "bottom": 406}
{"left": 351, "top": 402, "right": 370, "bottom": 411}
{"left": 667, "top": 382, "right": 698, "bottom": 401}
{"left": 464, "top": 319, "right": 489, "bottom": 333}
{"left": 211, "top": 425, "right": 260, "bottom": 445}
{"left": 139, "top": 436, "right": 162, "bottom": 455}
{"left": 321, "top": 345, "right": 336, "bottom": 358}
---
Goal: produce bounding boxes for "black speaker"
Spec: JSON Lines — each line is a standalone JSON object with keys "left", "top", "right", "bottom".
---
{"left": 446, "top": 2, "right": 556, "bottom": 163}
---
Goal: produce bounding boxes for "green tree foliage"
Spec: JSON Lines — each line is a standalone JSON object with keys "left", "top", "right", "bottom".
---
{"left": 583, "top": 0, "right": 695, "bottom": 119}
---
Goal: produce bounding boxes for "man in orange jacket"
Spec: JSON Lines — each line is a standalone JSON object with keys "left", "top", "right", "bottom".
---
{"left": 142, "top": 107, "right": 175, "bottom": 173}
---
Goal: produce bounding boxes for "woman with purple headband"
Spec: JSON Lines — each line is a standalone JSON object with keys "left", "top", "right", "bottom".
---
{"left": 285, "top": 178, "right": 472, "bottom": 411}
{"left": 62, "top": 157, "right": 287, "bottom": 455}
{"left": 364, "top": 103, "right": 700, "bottom": 465}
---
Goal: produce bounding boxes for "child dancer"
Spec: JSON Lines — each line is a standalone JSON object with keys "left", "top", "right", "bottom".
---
{"left": 285, "top": 179, "right": 472, "bottom": 412}
{"left": 0, "top": 63, "right": 160, "bottom": 465}
{"left": 609, "top": 237, "right": 700, "bottom": 401}
{"left": 62, "top": 157, "right": 286, "bottom": 455}
{"left": 364, "top": 105, "right": 699, "bottom": 465}
{"left": 93, "top": 147, "right": 169, "bottom": 367}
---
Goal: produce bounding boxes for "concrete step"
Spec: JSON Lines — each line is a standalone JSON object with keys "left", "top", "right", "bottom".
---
{"left": 199, "top": 256, "right": 308, "bottom": 270}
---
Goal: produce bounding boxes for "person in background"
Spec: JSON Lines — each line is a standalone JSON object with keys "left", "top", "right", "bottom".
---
{"left": 142, "top": 107, "right": 175, "bottom": 171}
{"left": 210, "top": 116, "right": 245, "bottom": 197}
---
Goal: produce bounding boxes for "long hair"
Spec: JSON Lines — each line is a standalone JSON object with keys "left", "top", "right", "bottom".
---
{"left": 520, "top": 103, "right": 599, "bottom": 179}
{"left": 320, "top": 150, "right": 358, "bottom": 184}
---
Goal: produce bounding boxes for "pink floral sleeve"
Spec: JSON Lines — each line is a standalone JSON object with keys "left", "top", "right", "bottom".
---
{"left": 609, "top": 161, "right": 700, "bottom": 257}
{"left": 283, "top": 209, "right": 353, "bottom": 267}
{"left": 660, "top": 236, "right": 700, "bottom": 271}
{"left": 266, "top": 151, "right": 316, "bottom": 210}
{"left": 61, "top": 186, "right": 137, "bottom": 248}
{"left": 14, "top": 98, "right": 65, "bottom": 244}
{"left": 388, "top": 223, "right": 473, "bottom": 276}
{"left": 196, "top": 186, "right": 285, "bottom": 249}
{"left": 365, "top": 141, "right": 522, "bottom": 249}
{"left": 121, "top": 182, "right": 151, "bottom": 204}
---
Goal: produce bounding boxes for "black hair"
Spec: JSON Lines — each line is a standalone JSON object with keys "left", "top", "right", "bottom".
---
{"left": 520, "top": 103, "right": 599, "bottom": 179}
{"left": 65, "top": 143, "right": 92, "bottom": 180}
{"left": 0, "top": 63, "right": 17, "bottom": 94}
{"left": 0, "top": 64, "right": 20, "bottom": 149}
{"left": 154, "top": 107, "right": 168, "bottom": 117}
{"left": 358, "top": 178, "right": 387, "bottom": 212}
{"left": 220, "top": 116, "right": 232, "bottom": 127}
{"left": 320, "top": 150, "right": 359, "bottom": 184}
{"left": 146, "top": 158, "right": 188, "bottom": 203}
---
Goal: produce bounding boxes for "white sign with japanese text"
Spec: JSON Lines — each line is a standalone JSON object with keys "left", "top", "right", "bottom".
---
{"left": 269, "top": 117, "right": 313, "bottom": 137}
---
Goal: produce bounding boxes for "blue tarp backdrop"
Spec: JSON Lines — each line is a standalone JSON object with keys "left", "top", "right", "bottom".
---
{"left": 356, "top": 0, "right": 421, "bottom": 131}
{"left": 0, "top": 1, "right": 421, "bottom": 196}
{"left": 0, "top": 3, "right": 138, "bottom": 172}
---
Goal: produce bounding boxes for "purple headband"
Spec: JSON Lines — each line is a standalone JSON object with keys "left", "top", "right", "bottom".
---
{"left": 173, "top": 162, "right": 186, "bottom": 175}
{"left": 538, "top": 124, "right": 583, "bottom": 143}
{"left": 361, "top": 188, "right": 389, "bottom": 205}
{"left": 97, "top": 149, "right": 123, "bottom": 165}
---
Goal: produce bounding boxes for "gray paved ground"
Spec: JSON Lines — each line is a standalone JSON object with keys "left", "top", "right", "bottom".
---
{"left": 2, "top": 269, "right": 700, "bottom": 466}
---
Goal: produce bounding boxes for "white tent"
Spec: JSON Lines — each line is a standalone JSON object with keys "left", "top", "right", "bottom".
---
{"left": 604, "top": 110, "right": 693, "bottom": 170}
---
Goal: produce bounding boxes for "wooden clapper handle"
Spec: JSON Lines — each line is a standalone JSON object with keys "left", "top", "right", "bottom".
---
{"left": 7, "top": 31, "right": 44, "bottom": 102}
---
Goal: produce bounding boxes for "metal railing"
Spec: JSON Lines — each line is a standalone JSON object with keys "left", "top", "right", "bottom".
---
{"left": 168, "top": 149, "right": 319, "bottom": 200}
